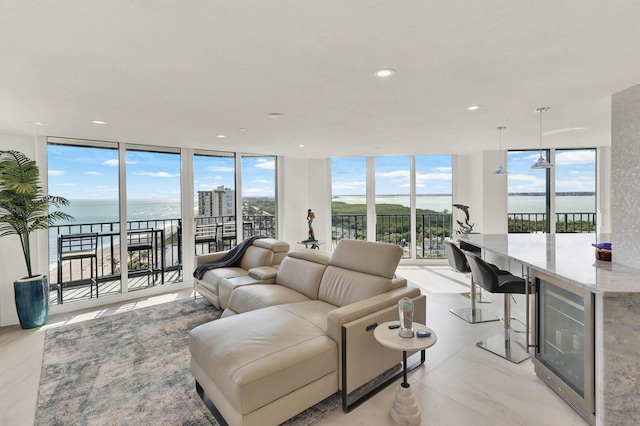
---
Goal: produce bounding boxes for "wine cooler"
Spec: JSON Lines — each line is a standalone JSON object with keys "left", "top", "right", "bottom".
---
{"left": 532, "top": 271, "right": 595, "bottom": 425}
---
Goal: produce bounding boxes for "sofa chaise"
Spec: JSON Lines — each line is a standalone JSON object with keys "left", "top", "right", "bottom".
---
{"left": 189, "top": 239, "right": 426, "bottom": 426}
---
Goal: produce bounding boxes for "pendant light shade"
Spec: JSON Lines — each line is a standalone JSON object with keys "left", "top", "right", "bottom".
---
{"left": 494, "top": 126, "right": 508, "bottom": 175}
{"left": 531, "top": 107, "right": 553, "bottom": 169}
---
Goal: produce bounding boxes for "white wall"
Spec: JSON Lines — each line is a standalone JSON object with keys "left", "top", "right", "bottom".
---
{"left": 277, "top": 157, "right": 331, "bottom": 253}
{"left": 482, "top": 150, "right": 508, "bottom": 234}
{"left": 453, "top": 152, "right": 505, "bottom": 234}
{"left": 0, "top": 134, "right": 44, "bottom": 326}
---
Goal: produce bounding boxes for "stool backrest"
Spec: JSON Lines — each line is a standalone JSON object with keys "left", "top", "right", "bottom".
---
{"left": 444, "top": 240, "right": 470, "bottom": 273}
{"left": 462, "top": 250, "right": 499, "bottom": 292}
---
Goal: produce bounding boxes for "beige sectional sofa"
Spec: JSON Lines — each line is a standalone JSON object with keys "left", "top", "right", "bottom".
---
{"left": 189, "top": 239, "right": 426, "bottom": 426}
{"left": 194, "top": 237, "right": 290, "bottom": 309}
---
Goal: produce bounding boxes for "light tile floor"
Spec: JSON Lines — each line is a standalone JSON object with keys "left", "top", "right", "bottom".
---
{"left": 0, "top": 266, "right": 589, "bottom": 425}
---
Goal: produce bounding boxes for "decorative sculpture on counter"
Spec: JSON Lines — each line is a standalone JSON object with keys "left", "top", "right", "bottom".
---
{"left": 398, "top": 297, "right": 415, "bottom": 338}
{"left": 304, "top": 208, "right": 316, "bottom": 242}
{"left": 453, "top": 203, "right": 474, "bottom": 234}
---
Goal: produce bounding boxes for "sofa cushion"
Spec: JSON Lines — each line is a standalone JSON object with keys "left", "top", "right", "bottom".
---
{"left": 318, "top": 266, "right": 392, "bottom": 307}
{"left": 329, "top": 239, "right": 402, "bottom": 279}
{"left": 199, "top": 267, "right": 250, "bottom": 294}
{"left": 274, "top": 252, "right": 328, "bottom": 299}
{"left": 276, "top": 300, "right": 336, "bottom": 333}
{"left": 189, "top": 306, "right": 337, "bottom": 415}
{"left": 238, "top": 246, "right": 274, "bottom": 271}
{"left": 228, "top": 284, "right": 312, "bottom": 314}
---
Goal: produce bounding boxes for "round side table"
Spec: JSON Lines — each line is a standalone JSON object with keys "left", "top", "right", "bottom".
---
{"left": 374, "top": 321, "right": 437, "bottom": 426}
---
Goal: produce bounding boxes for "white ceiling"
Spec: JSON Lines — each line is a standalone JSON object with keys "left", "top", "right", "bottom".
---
{"left": 1, "top": 1, "right": 639, "bottom": 158}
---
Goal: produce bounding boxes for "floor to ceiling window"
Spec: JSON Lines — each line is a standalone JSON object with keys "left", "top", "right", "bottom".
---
{"left": 554, "top": 148, "right": 596, "bottom": 232}
{"left": 507, "top": 150, "right": 550, "bottom": 232}
{"left": 125, "top": 146, "right": 182, "bottom": 290}
{"left": 193, "top": 151, "right": 236, "bottom": 254}
{"left": 241, "top": 154, "right": 277, "bottom": 239}
{"left": 47, "top": 139, "right": 121, "bottom": 304}
{"left": 507, "top": 148, "right": 596, "bottom": 233}
{"left": 375, "top": 156, "right": 411, "bottom": 258}
{"left": 415, "top": 155, "right": 453, "bottom": 258}
{"left": 331, "top": 155, "right": 452, "bottom": 260}
{"left": 331, "top": 157, "right": 367, "bottom": 246}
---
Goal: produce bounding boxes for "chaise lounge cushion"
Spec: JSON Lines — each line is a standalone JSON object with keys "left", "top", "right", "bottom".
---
{"left": 190, "top": 305, "right": 337, "bottom": 416}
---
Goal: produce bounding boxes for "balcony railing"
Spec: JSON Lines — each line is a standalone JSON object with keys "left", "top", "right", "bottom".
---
{"left": 508, "top": 212, "right": 596, "bottom": 233}
{"left": 51, "top": 215, "right": 277, "bottom": 303}
{"left": 333, "top": 211, "right": 597, "bottom": 259}
{"left": 332, "top": 213, "right": 453, "bottom": 259}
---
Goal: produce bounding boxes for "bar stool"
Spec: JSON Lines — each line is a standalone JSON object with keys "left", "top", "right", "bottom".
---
{"left": 445, "top": 240, "right": 499, "bottom": 324}
{"left": 462, "top": 250, "right": 531, "bottom": 364}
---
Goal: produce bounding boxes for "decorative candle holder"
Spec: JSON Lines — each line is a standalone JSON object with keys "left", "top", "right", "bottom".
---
{"left": 398, "top": 297, "right": 415, "bottom": 338}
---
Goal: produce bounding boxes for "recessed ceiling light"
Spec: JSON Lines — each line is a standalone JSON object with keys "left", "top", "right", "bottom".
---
{"left": 268, "top": 113, "right": 283, "bottom": 119}
{"left": 374, "top": 68, "right": 395, "bottom": 78}
{"left": 217, "top": 135, "right": 226, "bottom": 138}
{"left": 239, "top": 128, "right": 248, "bottom": 132}
{"left": 30, "top": 121, "right": 45, "bottom": 126}
{"left": 91, "top": 120, "right": 106, "bottom": 125}
{"left": 298, "top": 144, "right": 305, "bottom": 148}
{"left": 467, "top": 105, "right": 481, "bottom": 111}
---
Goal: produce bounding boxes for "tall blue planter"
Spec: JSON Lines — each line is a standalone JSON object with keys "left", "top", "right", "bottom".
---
{"left": 14, "top": 275, "right": 49, "bottom": 329}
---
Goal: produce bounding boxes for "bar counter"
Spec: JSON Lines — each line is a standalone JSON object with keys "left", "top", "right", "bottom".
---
{"left": 457, "top": 233, "right": 640, "bottom": 425}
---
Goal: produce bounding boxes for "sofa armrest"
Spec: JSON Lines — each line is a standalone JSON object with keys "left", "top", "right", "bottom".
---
{"left": 248, "top": 266, "right": 278, "bottom": 280}
{"left": 390, "top": 276, "right": 407, "bottom": 290}
{"left": 194, "top": 251, "right": 228, "bottom": 267}
{"left": 326, "top": 286, "right": 422, "bottom": 344}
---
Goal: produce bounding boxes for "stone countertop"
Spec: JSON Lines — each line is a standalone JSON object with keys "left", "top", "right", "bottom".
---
{"left": 457, "top": 233, "right": 640, "bottom": 296}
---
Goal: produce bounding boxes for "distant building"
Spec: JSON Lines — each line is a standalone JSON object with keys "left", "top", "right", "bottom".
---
{"left": 198, "top": 186, "right": 235, "bottom": 217}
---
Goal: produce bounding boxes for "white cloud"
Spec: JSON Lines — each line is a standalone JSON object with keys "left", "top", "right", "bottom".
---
{"left": 211, "top": 166, "right": 234, "bottom": 172}
{"left": 254, "top": 179, "right": 270, "bottom": 184}
{"left": 434, "top": 167, "right": 452, "bottom": 172}
{"left": 416, "top": 172, "right": 452, "bottom": 183}
{"left": 376, "top": 170, "right": 409, "bottom": 179}
{"left": 134, "top": 172, "right": 180, "bottom": 178}
{"left": 48, "top": 170, "right": 65, "bottom": 176}
{"left": 102, "top": 159, "right": 137, "bottom": 166}
{"left": 255, "top": 159, "right": 275, "bottom": 170}
{"left": 555, "top": 150, "right": 596, "bottom": 165}
{"left": 333, "top": 181, "right": 366, "bottom": 191}
{"left": 243, "top": 187, "right": 275, "bottom": 196}
{"left": 86, "top": 171, "right": 102, "bottom": 176}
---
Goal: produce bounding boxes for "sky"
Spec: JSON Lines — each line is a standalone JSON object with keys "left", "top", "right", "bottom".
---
{"left": 48, "top": 144, "right": 595, "bottom": 200}
{"left": 47, "top": 144, "right": 276, "bottom": 200}
{"left": 332, "top": 150, "right": 596, "bottom": 196}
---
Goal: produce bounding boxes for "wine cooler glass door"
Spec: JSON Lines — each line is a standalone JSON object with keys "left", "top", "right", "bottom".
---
{"left": 534, "top": 272, "right": 595, "bottom": 423}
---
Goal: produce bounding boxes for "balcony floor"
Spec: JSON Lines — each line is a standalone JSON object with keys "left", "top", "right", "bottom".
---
{"left": 50, "top": 270, "right": 183, "bottom": 305}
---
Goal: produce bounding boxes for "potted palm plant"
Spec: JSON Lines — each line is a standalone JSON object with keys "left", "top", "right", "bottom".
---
{"left": 0, "top": 150, "right": 72, "bottom": 328}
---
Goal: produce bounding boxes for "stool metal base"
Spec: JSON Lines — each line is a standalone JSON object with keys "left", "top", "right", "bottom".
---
{"left": 461, "top": 290, "right": 492, "bottom": 303}
{"left": 450, "top": 307, "right": 500, "bottom": 324}
{"left": 476, "top": 330, "right": 531, "bottom": 364}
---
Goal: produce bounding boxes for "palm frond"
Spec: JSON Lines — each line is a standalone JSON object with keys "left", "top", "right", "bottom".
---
{"left": 0, "top": 150, "right": 74, "bottom": 278}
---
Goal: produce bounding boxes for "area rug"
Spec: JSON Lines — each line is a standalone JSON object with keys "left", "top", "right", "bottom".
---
{"left": 36, "top": 298, "right": 340, "bottom": 426}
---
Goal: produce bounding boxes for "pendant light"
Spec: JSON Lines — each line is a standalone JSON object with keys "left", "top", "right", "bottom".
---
{"left": 531, "top": 107, "right": 553, "bottom": 169}
{"left": 494, "top": 126, "right": 508, "bottom": 175}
